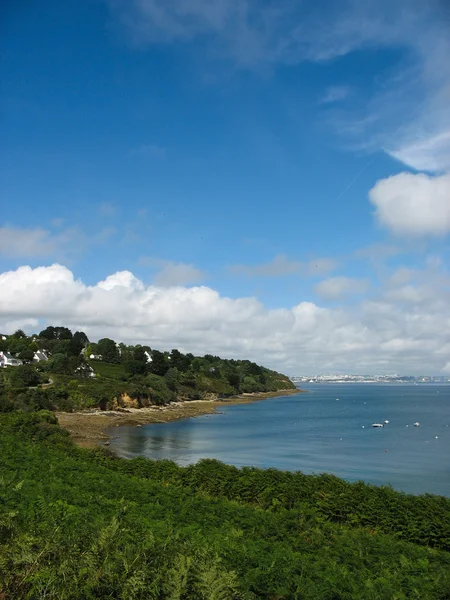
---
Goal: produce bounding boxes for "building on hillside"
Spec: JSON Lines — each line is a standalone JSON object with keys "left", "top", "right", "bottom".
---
{"left": 75, "top": 363, "right": 96, "bottom": 378}
{"left": 89, "top": 354, "right": 103, "bottom": 360}
{"left": 0, "top": 334, "right": 7, "bottom": 341}
{"left": 0, "top": 351, "right": 23, "bottom": 367}
{"left": 144, "top": 350, "right": 153, "bottom": 363}
{"left": 33, "top": 350, "right": 49, "bottom": 362}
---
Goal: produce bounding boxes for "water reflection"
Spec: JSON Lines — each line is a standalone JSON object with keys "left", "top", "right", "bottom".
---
{"left": 106, "top": 385, "right": 450, "bottom": 496}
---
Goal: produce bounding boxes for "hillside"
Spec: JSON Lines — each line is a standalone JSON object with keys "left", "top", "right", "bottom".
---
{"left": 0, "top": 327, "right": 296, "bottom": 413}
{"left": 1, "top": 411, "right": 449, "bottom": 599}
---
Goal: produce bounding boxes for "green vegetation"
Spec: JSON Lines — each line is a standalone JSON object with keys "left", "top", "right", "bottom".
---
{"left": 3, "top": 330, "right": 448, "bottom": 598}
{"left": 1, "top": 411, "right": 450, "bottom": 599}
{"left": 0, "top": 327, "right": 295, "bottom": 413}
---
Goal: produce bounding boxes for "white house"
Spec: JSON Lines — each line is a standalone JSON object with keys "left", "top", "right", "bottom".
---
{"left": 33, "top": 350, "right": 49, "bottom": 363}
{"left": 0, "top": 351, "right": 23, "bottom": 368}
{"left": 89, "top": 354, "right": 103, "bottom": 360}
{"left": 75, "top": 363, "right": 96, "bottom": 378}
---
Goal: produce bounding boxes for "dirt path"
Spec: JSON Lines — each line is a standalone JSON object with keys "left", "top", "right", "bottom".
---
{"left": 56, "top": 389, "right": 302, "bottom": 449}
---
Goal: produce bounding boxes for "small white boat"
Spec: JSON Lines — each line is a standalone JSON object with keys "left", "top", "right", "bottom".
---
{"left": 414, "top": 422, "right": 420, "bottom": 427}
{"left": 372, "top": 423, "right": 384, "bottom": 428}
{"left": 384, "top": 420, "right": 389, "bottom": 424}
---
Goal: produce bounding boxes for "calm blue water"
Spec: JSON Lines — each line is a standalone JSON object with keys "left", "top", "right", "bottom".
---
{"left": 107, "top": 384, "right": 450, "bottom": 497}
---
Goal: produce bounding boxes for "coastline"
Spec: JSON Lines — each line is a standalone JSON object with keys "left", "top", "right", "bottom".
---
{"left": 56, "top": 388, "right": 302, "bottom": 449}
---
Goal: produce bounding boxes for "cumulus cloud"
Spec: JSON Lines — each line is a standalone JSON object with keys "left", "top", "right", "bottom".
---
{"left": 369, "top": 172, "right": 450, "bottom": 237}
{"left": 314, "top": 276, "right": 370, "bottom": 300}
{"left": 1, "top": 263, "right": 449, "bottom": 375}
{"left": 140, "top": 257, "right": 206, "bottom": 286}
{"left": 229, "top": 255, "right": 337, "bottom": 277}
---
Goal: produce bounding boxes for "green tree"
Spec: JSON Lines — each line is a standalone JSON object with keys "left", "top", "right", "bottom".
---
{"left": 18, "top": 348, "right": 35, "bottom": 363}
{"left": 73, "top": 331, "right": 89, "bottom": 346}
{"left": 133, "top": 346, "right": 148, "bottom": 362}
{"left": 48, "top": 353, "right": 70, "bottom": 375}
{"left": 149, "top": 350, "right": 168, "bottom": 376}
{"left": 39, "top": 326, "right": 72, "bottom": 340}
{"left": 39, "top": 326, "right": 56, "bottom": 340}
{"left": 97, "top": 338, "right": 120, "bottom": 363}
{"left": 170, "top": 349, "right": 190, "bottom": 372}
{"left": 124, "top": 358, "right": 148, "bottom": 376}
{"left": 9, "top": 365, "right": 41, "bottom": 387}
{"left": 164, "top": 367, "right": 180, "bottom": 391}
{"left": 12, "top": 329, "right": 26, "bottom": 339}
{"left": 7, "top": 337, "right": 28, "bottom": 355}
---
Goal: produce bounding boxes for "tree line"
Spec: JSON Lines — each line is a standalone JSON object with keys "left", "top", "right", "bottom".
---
{"left": 0, "top": 326, "right": 295, "bottom": 412}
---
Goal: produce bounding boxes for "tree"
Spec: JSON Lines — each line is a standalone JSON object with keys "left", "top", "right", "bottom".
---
{"left": 48, "top": 353, "right": 70, "bottom": 375}
{"left": 227, "top": 372, "right": 241, "bottom": 390}
{"left": 9, "top": 365, "right": 41, "bottom": 387}
{"left": 170, "top": 349, "right": 190, "bottom": 372}
{"left": 52, "top": 340, "right": 70, "bottom": 355}
{"left": 86, "top": 343, "right": 99, "bottom": 356}
{"left": 73, "top": 331, "right": 89, "bottom": 346}
{"left": 191, "top": 358, "right": 203, "bottom": 373}
{"left": 133, "top": 346, "right": 148, "bottom": 362}
{"left": 39, "top": 326, "right": 72, "bottom": 340}
{"left": 67, "top": 337, "right": 85, "bottom": 357}
{"left": 149, "top": 350, "right": 168, "bottom": 376}
{"left": 164, "top": 367, "right": 180, "bottom": 391}
{"left": 97, "top": 338, "right": 120, "bottom": 363}
{"left": 7, "top": 337, "right": 28, "bottom": 355}
{"left": 12, "top": 329, "right": 26, "bottom": 339}
{"left": 18, "top": 348, "right": 35, "bottom": 363}
{"left": 124, "top": 358, "right": 148, "bottom": 376}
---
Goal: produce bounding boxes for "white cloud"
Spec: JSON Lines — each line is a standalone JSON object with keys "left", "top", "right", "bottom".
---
{"left": 320, "top": 85, "right": 350, "bottom": 104}
{"left": 314, "top": 276, "right": 370, "bottom": 300}
{"left": 99, "top": 202, "right": 118, "bottom": 217}
{"left": 388, "top": 130, "right": 450, "bottom": 173}
{"left": 369, "top": 172, "right": 450, "bottom": 236}
{"left": 1, "top": 263, "right": 449, "bottom": 375}
{"left": 0, "top": 227, "right": 54, "bottom": 258}
{"left": 229, "top": 254, "right": 337, "bottom": 277}
{"left": 109, "top": 1, "right": 450, "bottom": 172}
{"left": 140, "top": 257, "right": 206, "bottom": 286}
{"left": 229, "top": 254, "right": 302, "bottom": 277}
{"left": 0, "top": 225, "right": 119, "bottom": 262}
{"left": 154, "top": 262, "right": 206, "bottom": 287}
{"left": 0, "top": 226, "right": 84, "bottom": 260}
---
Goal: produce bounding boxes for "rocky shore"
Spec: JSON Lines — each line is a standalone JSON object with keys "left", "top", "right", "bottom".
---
{"left": 56, "top": 389, "right": 302, "bottom": 449}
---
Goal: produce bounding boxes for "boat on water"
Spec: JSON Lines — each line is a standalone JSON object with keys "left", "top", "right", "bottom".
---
{"left": 384, "top": 420, "right": 389, "bottom": 424}
{"left": 372, "top": 423, "right": 384, "bottom": 427}
{"left": 414, "top": 422, "right": 420, "bottom": 427}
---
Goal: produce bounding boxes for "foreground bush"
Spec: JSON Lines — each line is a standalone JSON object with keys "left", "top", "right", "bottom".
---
{"left": 1, "top": 412, "right": 450, "bottom": 599}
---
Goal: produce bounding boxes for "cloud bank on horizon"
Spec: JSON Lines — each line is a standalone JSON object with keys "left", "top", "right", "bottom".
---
{"left": 1, "top": 261, "right": 449, "bottom": 376}
{"left": 1, "top": 0, "right": 450, "bottom": 374}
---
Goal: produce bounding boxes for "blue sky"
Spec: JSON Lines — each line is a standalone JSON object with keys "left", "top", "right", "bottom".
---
{"left": 1, "top": 0, "right": 449, "bottom": 374}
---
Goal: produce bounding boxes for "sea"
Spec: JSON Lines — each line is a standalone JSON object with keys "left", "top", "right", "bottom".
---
{"left": 106, "top": 383, "right": 450, "bottom": 497}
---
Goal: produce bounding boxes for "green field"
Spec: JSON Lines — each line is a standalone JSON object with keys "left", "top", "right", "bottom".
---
{"left": 88, "top": 359, "right": 126, "bottom": 380}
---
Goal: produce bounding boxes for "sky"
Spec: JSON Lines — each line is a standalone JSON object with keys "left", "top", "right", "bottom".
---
{"left": 1, "top": 0, "right": 450, "bottom": 375}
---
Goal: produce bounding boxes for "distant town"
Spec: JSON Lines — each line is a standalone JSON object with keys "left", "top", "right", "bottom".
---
{"left": 291, "top": 374, "right": 450, "bottom": 384}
